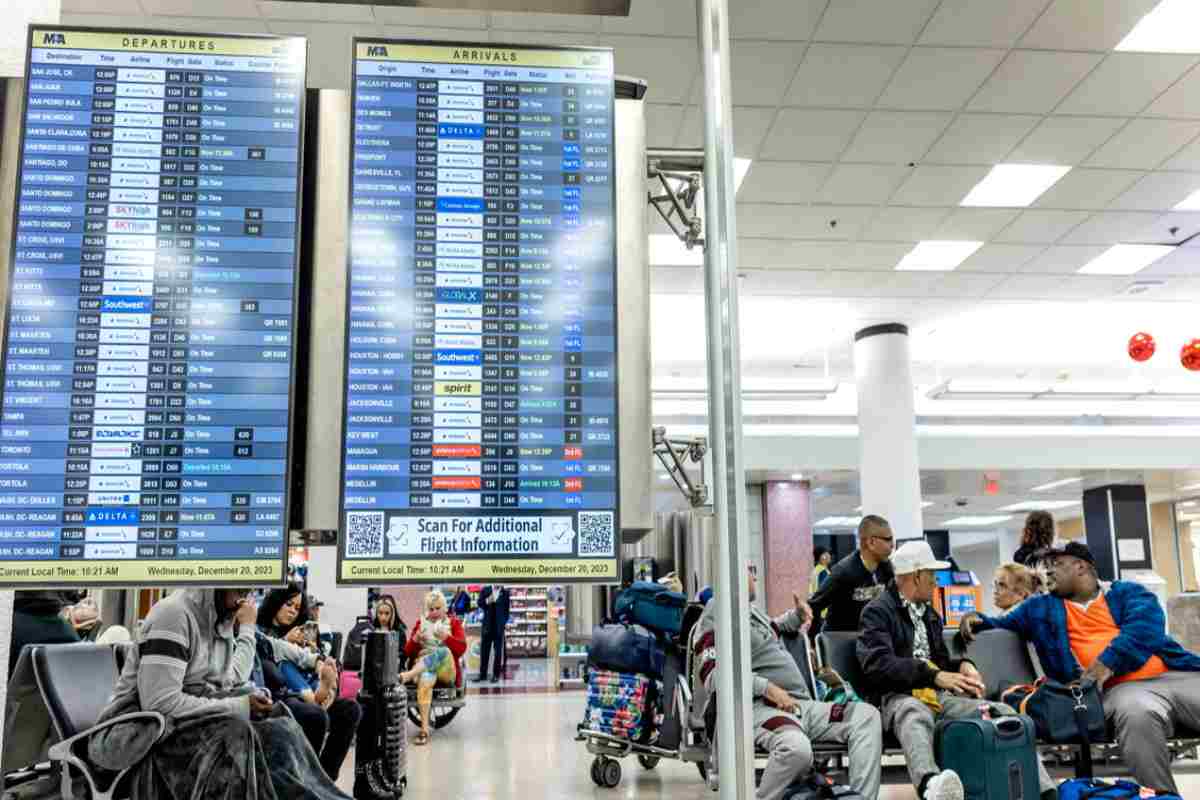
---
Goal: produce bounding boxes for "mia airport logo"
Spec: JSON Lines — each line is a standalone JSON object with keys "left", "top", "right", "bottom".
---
{"left": 367, "top": 45, "right": 387, "bottom": 57}
{"left": 42, "top": 33, "right": 66, "bottom": 45}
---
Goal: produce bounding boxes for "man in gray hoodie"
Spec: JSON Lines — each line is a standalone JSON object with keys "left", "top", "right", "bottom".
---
{"left": 694, "top": 565, "right": 882, "bottom": 800}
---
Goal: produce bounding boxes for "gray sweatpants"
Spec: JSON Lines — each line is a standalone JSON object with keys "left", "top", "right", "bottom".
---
{"left": 1106, "top": 670, "right": 1200, "bottom": 794}
{"left": 753, "top": 698, "right": 882, "bottom": 800}
{"left": 882, "top": 692, "right": 1054, "bottom": 793}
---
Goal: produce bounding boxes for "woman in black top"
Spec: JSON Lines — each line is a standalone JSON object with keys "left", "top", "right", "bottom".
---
{"left": 1013, "top": 510, "right": 1055, "bottom": 566}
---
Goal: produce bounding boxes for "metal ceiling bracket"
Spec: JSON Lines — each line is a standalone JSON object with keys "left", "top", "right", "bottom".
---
{"left": 647, "top": 148, "right": 706, "bottom": 251}
{"left": 652, "top": 425, "right": 709, "bottom": 507}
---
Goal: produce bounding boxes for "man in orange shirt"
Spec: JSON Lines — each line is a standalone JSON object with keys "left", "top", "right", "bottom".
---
{"left": 961, "top": 542, "right": 1200, "bottom": 795}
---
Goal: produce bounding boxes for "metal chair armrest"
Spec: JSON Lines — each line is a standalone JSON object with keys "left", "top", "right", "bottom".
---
{"left": 47, "top": 711, "right": 167, "bottom": 800}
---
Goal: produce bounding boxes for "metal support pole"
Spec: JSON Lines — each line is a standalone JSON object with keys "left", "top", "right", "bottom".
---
{"left": 696, "top": 0, "right": 754, "bottom": 797}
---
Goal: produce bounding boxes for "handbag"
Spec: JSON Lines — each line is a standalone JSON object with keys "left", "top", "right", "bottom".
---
{"left": 1056, "top": 778, "right": 1181, "bottom": 800}
{"left": 999, "top": 677, "right": 1105, "bottom": 744}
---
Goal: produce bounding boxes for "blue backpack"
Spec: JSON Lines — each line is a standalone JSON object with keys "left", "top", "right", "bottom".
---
{"left": 1057, "top": 779, "right": 1180, "bottom": 800}
{"left": 614, "top": 582, "right": 687, "bottom": 636}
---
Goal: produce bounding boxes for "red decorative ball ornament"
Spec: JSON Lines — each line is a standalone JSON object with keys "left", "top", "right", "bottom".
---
{"left": 1183, "top": 339, "right": 1200, "bottom": 372}
{"left": 1127, "top": 332, "right": 1156, "bottom": 362}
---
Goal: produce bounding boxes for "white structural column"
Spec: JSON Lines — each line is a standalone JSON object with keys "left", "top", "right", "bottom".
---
{"left": 854, "top": 324, "right": 924, "bottom": 540}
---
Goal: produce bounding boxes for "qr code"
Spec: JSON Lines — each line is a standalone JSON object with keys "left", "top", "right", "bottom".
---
{"left": 345, "top": 512, "right": 384, "bottom": 558}
{"left": 578, "top": 511, "right": 615, "bottom": 557}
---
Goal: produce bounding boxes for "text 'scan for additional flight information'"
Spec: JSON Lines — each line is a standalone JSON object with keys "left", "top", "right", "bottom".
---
{"left": 340, "top": 41, "right": 619, "bottom": 585}
{"left": 0, "top": 27, "right": 307, "bottom": 586}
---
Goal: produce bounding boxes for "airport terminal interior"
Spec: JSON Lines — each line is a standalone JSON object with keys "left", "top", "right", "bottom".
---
{"left": 6, "top": 0, "right": 1200, "bottom": 799}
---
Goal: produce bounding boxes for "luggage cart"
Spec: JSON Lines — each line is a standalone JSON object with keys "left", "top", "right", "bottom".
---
{"left": 576, "top": 727, "right": 687, "bottom": 788}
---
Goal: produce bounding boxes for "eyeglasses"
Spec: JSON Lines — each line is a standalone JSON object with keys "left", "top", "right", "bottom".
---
{"left": 872, "top": 535, "right": 894, "bottom": 544}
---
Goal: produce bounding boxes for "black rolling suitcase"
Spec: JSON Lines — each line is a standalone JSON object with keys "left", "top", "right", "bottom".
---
{"left": 935, "top": 715, "right": 1040, "bottom": 800}
{"left": 353, "top": 631, "right": 407, "bottom": 799}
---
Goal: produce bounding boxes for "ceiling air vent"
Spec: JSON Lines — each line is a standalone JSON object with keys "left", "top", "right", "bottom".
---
{"left": 1119, "top": 279, "right": 1167, "bottom": 297}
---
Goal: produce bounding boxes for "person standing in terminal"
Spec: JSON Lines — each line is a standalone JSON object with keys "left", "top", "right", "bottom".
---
{"left": 477, "top": 584, "right": 510, "bottom": 683}
{"left": 806, "top": 515, "right": 895, "bottom": 637}
{"left": 1012, "top": 510, "right": 1055, "bottom": 566}
{"left": 961, "top": 542, "right": 1200, "bottom": 796}
{"left": 859, "top": 541, "right": 1058, "bottom": 800}
{"left": 694, "top": 564, "right": 882, "bottom": 800}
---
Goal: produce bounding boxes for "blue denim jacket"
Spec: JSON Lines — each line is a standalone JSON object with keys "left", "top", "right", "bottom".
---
{"left": 978, "top": 580, "right": 1200, "bottom": 683}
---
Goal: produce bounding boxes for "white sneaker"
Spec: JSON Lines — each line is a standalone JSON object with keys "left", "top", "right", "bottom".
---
{"left": 924, "top": 769, "right": 964, "bottom": 800}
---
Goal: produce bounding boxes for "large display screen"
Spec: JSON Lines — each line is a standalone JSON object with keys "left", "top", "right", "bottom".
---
{"left": 339, "top": 40, "right": 619, "bottom": 584}
{"left": 0, "top": 27, "right": 307, "bottom": 586}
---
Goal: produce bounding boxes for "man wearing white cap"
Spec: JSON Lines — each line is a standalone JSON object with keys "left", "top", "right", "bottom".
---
{"left": 857, "top": 541, "right": 1058, "bottom": 800}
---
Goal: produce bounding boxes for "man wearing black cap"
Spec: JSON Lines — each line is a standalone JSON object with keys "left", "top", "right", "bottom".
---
{"left": 961, "top": 541, "right": 1200, "bottom": 796}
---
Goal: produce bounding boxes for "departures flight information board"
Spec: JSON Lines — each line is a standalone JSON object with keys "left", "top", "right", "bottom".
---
{"left": 0, "top": 27, "right": 307, "bottom": 586}
{"left": 339, "top": 40, "right": 619, "bottom": 585}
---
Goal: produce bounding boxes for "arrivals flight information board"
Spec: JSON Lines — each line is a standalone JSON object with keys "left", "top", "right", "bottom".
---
{"left": 339, "top": 41, "right": 619, "bottom": 585}
{"left": 0, "top": 27, "right": 307, "bottom": 586}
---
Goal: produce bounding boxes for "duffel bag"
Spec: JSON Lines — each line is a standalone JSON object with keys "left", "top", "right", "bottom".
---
{"left": 1057, "top": 778, "right": 1181, "bottom": 800}
{"left": 998, "top": 678, "right": 1105, "bottom": 744}
{"left": 614, "top": 581, "right": 687, "bottom": 636}
{"left": 588, "top": 623, "right": 664, "bottom": 679}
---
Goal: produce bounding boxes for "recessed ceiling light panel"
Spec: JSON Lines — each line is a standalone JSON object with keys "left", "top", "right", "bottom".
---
{"left": 895, "top": 240, "right": 984, "bottom": 272}
{"left": 1078, "top": 244, "right": 1174, "bottom": 276}
{"left": 960, "top": 164, "right": 1071, "bottom": 208}
{"left": 1117, "top": 0, "right": 1200, "bottom": 54}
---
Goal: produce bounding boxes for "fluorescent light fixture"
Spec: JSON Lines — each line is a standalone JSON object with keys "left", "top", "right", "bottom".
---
{"left": 1077, "top": 244, "right": 1174, "bottom": 276}
{"left": 922, "top": 501, "right": 935, "bottom": 508}
{"left": 998, "top": 500, "right": 1081, "bottom": 512}
{"left": 895, "top": 240, "right": 984, "bottom": 272}
{"left": 1178, "top": 482, "right": 1200, "bottom": 493}
{"left": 734, "top": 158, "right": 752, "bottom": 192}
{"left": 961, "top": 164, "right": 1071, "bottom": 208}
{"left": 790, "top": 473, "right": 804, "bottom": 481}
{"left": 649, "top": 234, "right": 704, "bottom": 266}
{"left": 1117, "top": 0, "right": 1200, "bottom": 53}
{"left": 942, "top": 515, "right": 1014, "bottom": 527}
{"left": 814, "top": 516, "right": 863, "bottom": 527}
{"left": 1181, "top": 500, "right": 1198, "bottom": 507}
{"left": 1031, "top": 477, "right": 1084, "bottom": 493}
{"left": 1174, "top": 188, "right": 1200, "bottom": 211}
{"left": 927, "top": 380, "right": 1046, "bottom": 401}
{"left": 653, "top": 380, "right": 840, "bottom": 403}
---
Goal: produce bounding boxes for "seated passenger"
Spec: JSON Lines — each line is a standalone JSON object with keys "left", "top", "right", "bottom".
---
{"left": 993, "top": 562, "right": 1034, "bottom": 612}
{"left": 373, "top": 593, "right": 407, "bottom": 643}
{"left": 401, "top": 590, "right": 466, "bottom": 746}
{"left": 8, "top": 591, "right": 79, "bottom": 679}
{"left": 695, "top": 563, "right": 882, "bottom": 800}
{"left": 87, "top": 589, "right": 349, "bottom": 800}
{"left": 961, "top": 541, "right": 1200, "bottom": 797}
{"left": 257, "top": 585, "right": 362, "bottom": 781}
{"left": 859, "top": 541, "right": 1057, "bottom": 800}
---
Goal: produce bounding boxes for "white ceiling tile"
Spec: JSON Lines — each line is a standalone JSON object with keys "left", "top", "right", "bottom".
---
{"left": 1145, "top": 65, "right": 1200, "bottom": 120}
{"left": 729, "top": 0, "right": 827, "bottom": 40}
{"left": 1034, "top": 168, "right": 1145, "bottom": 210}
{"left": 1138, "top": 248, "right": 1200, "bottom": 277}
{"left": 371, "top": 6, "right": 487, "bottom": 27}
{"left": 1056, "top": 54, "right": 1198, "bottom": 116}
{"left": 645, "top": 104, "right": 686, "bottom": 148}
{"left": 259, "top": 2, "right": 373, "bottom": 22}
{"left": 1107, "top": 172, "right": 1200, "bottom": 211}
{"left": 1085, "top": 119, "right": 1200, "bottom": 169}
{"left": 841, "top": 111, "right": 952, "bottom": 164}
{"left": 1019, "top": 245, "right": 1110, "bottom": 274}
{"left": 815, "top": 0, "right": 941, "bottom": 45}
{"left": 727, "top": 41, "right": 805, "bottom": 106}
{"left": 375, "top": 25, "right": 492, "bottom": 42}
{"left": 860, "top": 207, "right": 950, "bottom": 240}
{"left": 878, "top": 48, "right": 1006, "bottom": 111}
{"left": 736, "top": 204, "right": 873, "bottom": 240}
{"left": 919, "top": 0, "right": 1049, "bottom": 47}
{"left": 490, "top": 11, "right": 601, "bottom": 31}
{"left": 608, "top": 35, "right": 697, "bottom": 104}
{"left": 1134, "top": 211, "right": 1200, "bottom": 245}
{"left": 924, "top": 113, "right": 1041, "bottom": 165}
{"left": 62, "top": 0, "right": 141, "bottom": 12}
{"left": 489, "top": 29, "right": 597, "bottom": 47}
{"left": 924, "top": 272, "right": 1011, "bottom": 298}
{"left": 737, "top": 162, "right": 831, "bottom": 203}
{"left": 650, "top": 267, "right": 705, "bottom": 293}
{"left": 59, "top": 12, "right": 166, "bottom": 28}
{"left": 936, "top": 209, "right": 1022, "bottom": 240}
{"left": 140, "top": 0, "right": 260, "bottom": 16}
{"left": 1162, "top": 136, "right": 1200, "bottom": 171}
{"left": 891, "top": 165, "right": 990, "bottom": 207}
{"left": 994, "top": 210, "right": 1091, "bottom": 243}
{"left": 987, "top": 274, "right": 1127, "bottom": 300}
{"left": 740, "top": 270, "right": 840, "bottom": 296}
{"left": 1058, "top": 211, "right": 1160, "bottom": 245}
{"left": 818, "top": 164, "right": 910, "bottom": 204}
{"left": 968, "top": 51, "right": 1103, "bottom": 114}
{"left": 758, "top": 109, "right": 866, "bottom": 161}
{"left": 601, "top": 0, "right": 695, "bottom": 37}
{"left": 1008, "top": 116, "right": 1127, "bottom": 164}
{"left": 785, "top": 44, "right": 908, "bottom": 108}
{"left": 737, "top": 240, "right": 845, "bottom": 269}
{"left": 956, "top": 243, "right": 1045, "bottom": 272}
{"left": 838, "top": 242, "right": 917, "bottom": 270}
{"left": 1019, "top": 0, "right": 1161, "bottom": 51}
{"left": 676, "top": 106, "right": 777, "bottom": 159}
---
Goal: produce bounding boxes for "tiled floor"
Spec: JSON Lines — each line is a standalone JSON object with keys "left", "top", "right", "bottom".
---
{"left": 337, "top": 692, "right": 1200, "bottom": 799}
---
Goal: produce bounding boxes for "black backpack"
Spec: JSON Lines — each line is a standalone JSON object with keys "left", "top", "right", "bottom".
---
{"left": 341, "top": 616, "right": 375, "bottom": 671}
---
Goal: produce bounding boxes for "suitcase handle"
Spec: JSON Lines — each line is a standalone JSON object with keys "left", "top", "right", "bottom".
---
{"left": 995, "top": 717, "right": 1025, "bottom": 739}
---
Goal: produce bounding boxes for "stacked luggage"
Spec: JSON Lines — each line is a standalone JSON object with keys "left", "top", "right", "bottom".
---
{"left": 583, "top": 669, "right": 653, "bottom": 741}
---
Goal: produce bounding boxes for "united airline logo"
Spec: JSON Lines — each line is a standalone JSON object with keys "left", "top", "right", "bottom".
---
{"left": 42, "top": 33, "right": 66, "bottom": 45}
{"left": 367, "top": 45, "right": 387, "bottom": 57}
